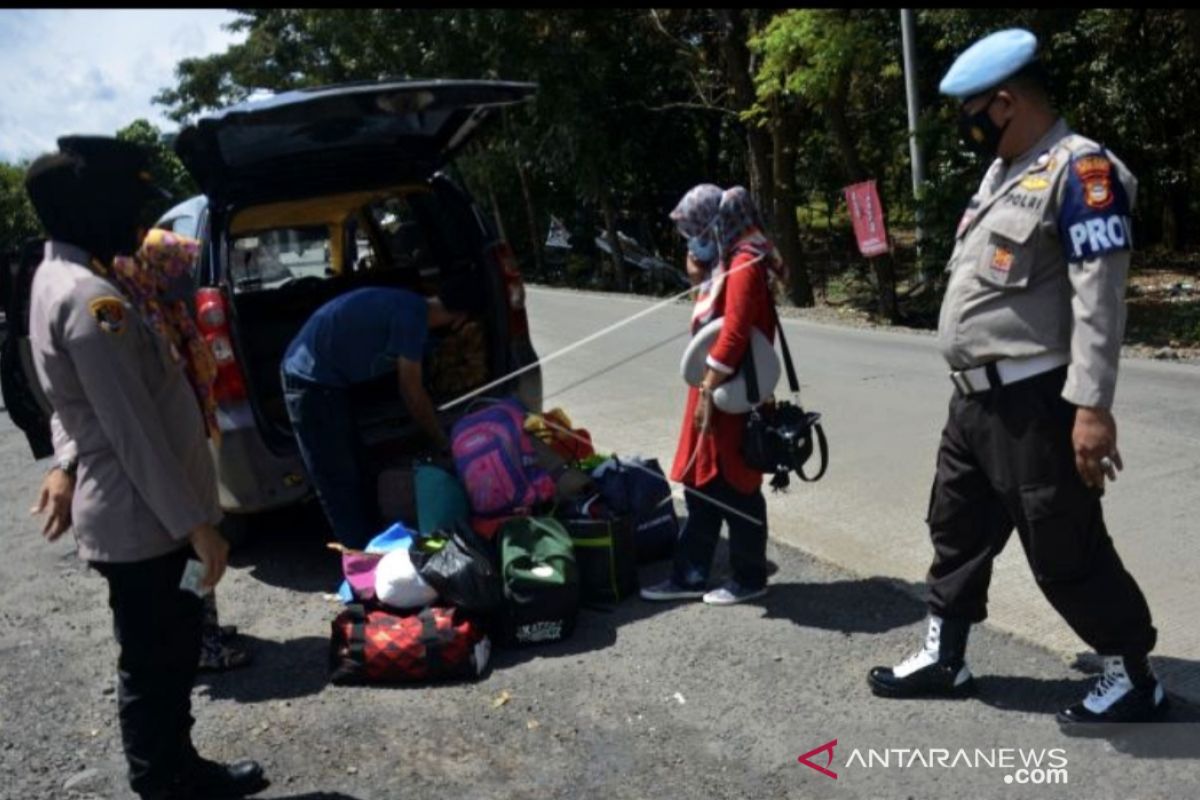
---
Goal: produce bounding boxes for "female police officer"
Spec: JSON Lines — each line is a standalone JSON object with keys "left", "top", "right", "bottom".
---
{"left": 25, "top": 136, "right": 266, "bottom": 799}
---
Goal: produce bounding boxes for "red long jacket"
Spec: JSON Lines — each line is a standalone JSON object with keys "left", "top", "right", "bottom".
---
{"left": 670, "top": 251, "right": 776, "bottom": 493}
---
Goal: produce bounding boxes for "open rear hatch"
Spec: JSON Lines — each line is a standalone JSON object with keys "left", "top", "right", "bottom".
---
{"left": 175, "top": 80, "right": 535, "bottom": 205}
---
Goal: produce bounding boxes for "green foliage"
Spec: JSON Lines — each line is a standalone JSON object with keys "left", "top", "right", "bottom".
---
{"left": 146, "top": 8, "right": 1200, "bottom": 308}
{"left": 115, "top": 119, "right": 198, "bottom": 216}
{"left": 0, "top": 161, "right": 41, "bottom": 258}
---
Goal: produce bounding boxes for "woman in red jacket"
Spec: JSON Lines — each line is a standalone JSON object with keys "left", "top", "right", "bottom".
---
{"left": 642, "top": 185, "right": 787, "bottom": 606}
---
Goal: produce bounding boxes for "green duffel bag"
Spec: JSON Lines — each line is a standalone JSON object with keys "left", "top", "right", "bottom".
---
{"left": 498, "top": 517, "right": 580, "bottom": 646}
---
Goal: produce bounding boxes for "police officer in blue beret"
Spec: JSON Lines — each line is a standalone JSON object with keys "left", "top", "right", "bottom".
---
{"left": 866, "top": 29, "right": 1168, "bottom": 730}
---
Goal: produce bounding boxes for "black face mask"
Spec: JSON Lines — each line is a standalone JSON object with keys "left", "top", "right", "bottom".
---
{"left": 26, "top": 141, "right": 162, "bottom": 264}
{"left": 958, "top": 93, "right": 1010, "bottom": 158}
{"left": 37, "top": 177, "right": 148, "bottom": 262}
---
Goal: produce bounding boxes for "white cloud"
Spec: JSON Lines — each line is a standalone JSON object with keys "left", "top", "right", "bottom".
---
{"left": 0, "top": 9, "right": 246, "bottom": 162}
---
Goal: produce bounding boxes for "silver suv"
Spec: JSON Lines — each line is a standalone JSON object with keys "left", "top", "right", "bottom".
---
{"left": 4, "top": 80, "right": 544, "bottom": 535}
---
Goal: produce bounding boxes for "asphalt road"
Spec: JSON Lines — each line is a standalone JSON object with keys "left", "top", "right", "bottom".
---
{"left": 524, "top": 285, "right": 1200, "bottom": 702}
{"left": 1, "top": 289, "right": 1198, "bottom": 800}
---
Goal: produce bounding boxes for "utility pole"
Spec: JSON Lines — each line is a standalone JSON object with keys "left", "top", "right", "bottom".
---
{"left": 900, "top": 9, "right": 930, "bottom": 283}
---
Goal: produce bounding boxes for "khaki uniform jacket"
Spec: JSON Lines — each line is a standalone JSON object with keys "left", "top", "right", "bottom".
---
{"left": 937, "top": 119, "right": 1137, "bottom": 409}
{"left": 29, "top": 241, "right": 220, "bottom": 563}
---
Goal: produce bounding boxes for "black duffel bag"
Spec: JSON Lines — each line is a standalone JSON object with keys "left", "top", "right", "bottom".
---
{"left": 558, "top": 509, "right": 639, "bottom": 608}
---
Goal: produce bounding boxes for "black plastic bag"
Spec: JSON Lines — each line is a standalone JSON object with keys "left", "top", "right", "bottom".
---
{"left": 411, "top": 522, "right": 504, "bottom": 614}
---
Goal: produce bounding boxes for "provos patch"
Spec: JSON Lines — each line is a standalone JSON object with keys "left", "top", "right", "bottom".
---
{"left": 88, "top": 296, "right": 127, "bottom": 334}
{"left": 1060, "top": 150, "right": 1132, "bottom": 262}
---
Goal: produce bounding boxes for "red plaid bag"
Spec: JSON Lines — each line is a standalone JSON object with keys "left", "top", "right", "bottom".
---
{"left": 329, "top": 604, "right": 491, "bottom": 685}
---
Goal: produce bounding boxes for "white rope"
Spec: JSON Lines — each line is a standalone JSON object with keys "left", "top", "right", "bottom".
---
{"left": 434, "top": 258, "right": 770, "bottom": 528}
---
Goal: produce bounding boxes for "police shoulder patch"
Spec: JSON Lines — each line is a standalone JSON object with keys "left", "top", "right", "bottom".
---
{"left": 88, "top": 296, "right": 128, "bottom": 334}
{"left": 1058, "top": 150, "right": 1133, "bottom": 263}
{"left": 1074, "top": 154, "right": 1115, "bottom": 209}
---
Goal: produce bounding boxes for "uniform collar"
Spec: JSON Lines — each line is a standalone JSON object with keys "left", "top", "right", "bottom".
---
{"left": 44, "top": 240, "right": 94, "bottom": 267}
{"left": 1005, "top": 118, "right": 1071, "bottom": 179}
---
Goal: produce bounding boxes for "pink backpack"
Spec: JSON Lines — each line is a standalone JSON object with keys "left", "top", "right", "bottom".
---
{"left": 452, "top": 399, "right": 555, "bottom": 519}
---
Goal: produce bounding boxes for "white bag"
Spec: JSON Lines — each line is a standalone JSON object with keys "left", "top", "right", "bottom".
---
{"left": 679, "top": 317, "right": 781, "bottom": 414}
{"left": 374, "top": 548, "right": 438, "bottom": 610}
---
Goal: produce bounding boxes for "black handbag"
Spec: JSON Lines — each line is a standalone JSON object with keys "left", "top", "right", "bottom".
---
{"left": 740, "top": 295, "right": 828, "bottom": 490}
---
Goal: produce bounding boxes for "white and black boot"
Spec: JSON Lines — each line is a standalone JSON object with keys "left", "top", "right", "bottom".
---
{"left": 1057, "top": 654, "right": 1169, "bottom": 732}
{"left": 868, "top": 615, "right": 975, "bottom": 698}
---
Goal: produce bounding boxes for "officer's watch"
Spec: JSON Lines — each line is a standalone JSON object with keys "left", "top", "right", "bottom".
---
{"left": 54, "top": 455, "right": 79, "bottom": 478}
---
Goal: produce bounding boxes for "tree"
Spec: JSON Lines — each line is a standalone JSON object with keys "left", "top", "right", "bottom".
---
{"left": 753, "top": 9, "right": 903, "bottom": 320}
{"left": 150, "top": 9, "right": 1200, "bottom": 323}
{"left": 115, "top": 119, "right": 199, "bottom": 217}
{"left": 0, "top": 162, "right": 41, "bottom": 260}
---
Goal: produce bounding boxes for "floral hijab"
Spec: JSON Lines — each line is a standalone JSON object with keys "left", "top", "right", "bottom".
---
{"left": 105, "top": 229, "right": 220, "bottom": 440}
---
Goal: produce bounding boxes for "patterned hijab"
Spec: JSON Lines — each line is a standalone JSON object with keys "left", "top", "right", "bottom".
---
{"left": 670, "top": 183, "right": 724, "bottom": 241}
{"left": 104, "top": 229, "right": 220, "bottom": 440}
{"left": 686, "top": 185, "right": 787, "bottom": 333}
{"left": 715, "top": 186, "right": 787, "bottom": 284}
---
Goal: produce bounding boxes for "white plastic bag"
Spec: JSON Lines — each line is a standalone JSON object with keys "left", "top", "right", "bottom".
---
{"left": 374, "top": 548, "right": 438, "bottom": 609}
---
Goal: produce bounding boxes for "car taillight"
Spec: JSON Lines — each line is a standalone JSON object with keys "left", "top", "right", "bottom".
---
{"left": 490, "top": 241, "right": 529, "bottom": 338}
{"left": 195, "top": 287, "right": 247, "bottom": 404}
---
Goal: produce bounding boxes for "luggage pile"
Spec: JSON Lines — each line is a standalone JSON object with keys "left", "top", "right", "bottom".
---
{"left": 328, "top": 396, "right": 682, "bottom": 686}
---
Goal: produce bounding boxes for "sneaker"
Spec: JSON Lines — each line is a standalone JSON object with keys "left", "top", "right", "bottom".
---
{"left": 640, "top": 579, "right": 706, "bottom": 601}
{"left": 702, "top": 581, "right": 768, "bottom": 606}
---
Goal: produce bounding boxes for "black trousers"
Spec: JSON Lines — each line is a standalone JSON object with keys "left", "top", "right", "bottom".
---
{"left": 91, "top": 547, "right": 203, "bottom": 797}
{"left": 925, "top": 366, "right": 1156, "bottom": 656}
{"left": 671, "top": 476, "right": 769, "bottom": 590}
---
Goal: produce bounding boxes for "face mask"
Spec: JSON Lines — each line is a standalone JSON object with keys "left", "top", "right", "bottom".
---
{"left": 688, "top": 234, "right": 717, "bottom": 265}
{"left": 958, "top": 92, "right": 1010, "bottom": 158}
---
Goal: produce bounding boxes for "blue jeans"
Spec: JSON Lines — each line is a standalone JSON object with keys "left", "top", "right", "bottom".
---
{"left": 671, "top": 476, "right": 768, "bottom": 590}
{"left": 282, "top": 372, "right": 378, "bottom": 549}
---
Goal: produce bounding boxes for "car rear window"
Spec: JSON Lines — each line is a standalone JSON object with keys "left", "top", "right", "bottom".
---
{"left": 224, "top": 188, "right": 474, "bottom": 294}
{"left": 228, "top": 226, "right": 331, "bottom": 293}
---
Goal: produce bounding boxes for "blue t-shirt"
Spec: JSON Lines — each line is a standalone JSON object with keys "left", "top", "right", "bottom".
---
{"left": 282, "top": 287, "right": 428, "bottom": 387}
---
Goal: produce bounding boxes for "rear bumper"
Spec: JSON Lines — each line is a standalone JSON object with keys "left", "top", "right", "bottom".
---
{"left": 210, "top": 401, "right": 310, "bottom": 514}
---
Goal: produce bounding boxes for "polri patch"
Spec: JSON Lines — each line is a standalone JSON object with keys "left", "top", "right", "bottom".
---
{"left": 88, "top": 297, "right": 127, "bottom": 334}
{"left": 1074, "top": 154, "right": 1114, "bottom": 209}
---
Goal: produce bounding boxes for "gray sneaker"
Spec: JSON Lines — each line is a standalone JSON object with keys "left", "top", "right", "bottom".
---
{"left": 702, "top": 581, "right": 768, "bottom": 606}
{"left": 640, "top": 579, "right": 706, "bottom": 602}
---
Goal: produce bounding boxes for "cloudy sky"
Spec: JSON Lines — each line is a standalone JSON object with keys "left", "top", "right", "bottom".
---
{"left": 0, "top": 9, "right": 246, "bottom": 162}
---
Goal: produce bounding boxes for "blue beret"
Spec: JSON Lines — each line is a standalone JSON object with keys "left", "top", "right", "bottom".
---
{"left": 939, "top": 29, "right": 1038, "bottom": 100}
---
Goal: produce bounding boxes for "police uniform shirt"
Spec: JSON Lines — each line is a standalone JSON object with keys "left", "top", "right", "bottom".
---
{"left": 29, "top": 241, "right": 221, "bottom": 563}
{"left": 937, "top": 118, "right": 1137, "bottom": 409}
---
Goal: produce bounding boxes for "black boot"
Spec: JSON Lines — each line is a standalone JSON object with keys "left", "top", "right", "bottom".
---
{"left": 147, "top": 757, "right": 268, "bottom": 799}
{"left": 1057, "top": 654, "right": 1169, "bottom": 733}
{"left": 867, "top": 615, "right": 975, "bottom": 698}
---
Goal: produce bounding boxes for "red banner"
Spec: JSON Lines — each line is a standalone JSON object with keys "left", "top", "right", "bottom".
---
{"left": 843, "top": 180, "right": 890, "bottom": 258}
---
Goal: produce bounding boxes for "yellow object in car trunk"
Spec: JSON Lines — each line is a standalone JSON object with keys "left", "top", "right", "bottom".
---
{"left": 229, "top": 186, "right": 430, "bottom": 274}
